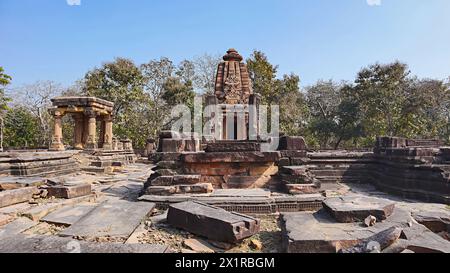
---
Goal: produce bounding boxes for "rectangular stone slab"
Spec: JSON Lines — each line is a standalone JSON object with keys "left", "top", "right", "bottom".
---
{"left": 41, "top": 203, "right": 97, "bottom": 226}
{"left": 0, "top": 177, "right": 46, "bottom": 190}
{"left": 322, "top": 196, "right": 396, "bottom": 223}
{"left": 0, "top": 187, "right": 39, "bottom": 208}
{"left": 47, "top": 184, "right": 92, "bottom": 199}
{"left": 59, "top": 200, "right": 155, "bottom": 238}
{"left": 167, "top": 201, "right": 260, "bottom": 243}
{"left": 0, "top": 217, "right": 37, "bottom": 238}
{"left": 0, "top": 234, "right": 169, "bottom": 253}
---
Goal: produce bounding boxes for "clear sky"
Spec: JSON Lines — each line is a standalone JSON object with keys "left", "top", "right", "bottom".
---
{"left": 1, "top": 0, "right": 450, "bottom": 88}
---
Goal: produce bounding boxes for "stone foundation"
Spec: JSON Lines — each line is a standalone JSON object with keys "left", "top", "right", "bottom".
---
{"left": 0, "top": 151, "right": 80, "bottom": 177}
{"left": 280, "top": 137, "right": 450, "bottom": 204}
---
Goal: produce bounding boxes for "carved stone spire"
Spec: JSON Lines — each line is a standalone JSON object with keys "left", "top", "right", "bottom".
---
{"left": 215, "top": 49, "right": 253, "bottom": 104}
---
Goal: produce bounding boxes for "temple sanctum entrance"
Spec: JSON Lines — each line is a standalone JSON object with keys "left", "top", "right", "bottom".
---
{"left": 48, "top": 97, "right": 115, "bottom": 151}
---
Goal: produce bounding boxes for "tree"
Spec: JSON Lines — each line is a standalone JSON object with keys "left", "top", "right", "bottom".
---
{"left": 348, "top": 61, "right": 412, "bottom": 139}
{"left": 276, "top": 74, "right": 308, "bottom": 136}
{"left": 83, "top": 58, "right": 145, "bottom": 146}
{"left": 0, "top": 67, "right": 12, "bottom": 151}
{"left": 162, "top": 77, "right": 195, "bottom": 107}
{"left": 246, "top": 51, "right": 278, "bottom": 105}
{"left": 13, "top": 81, "right": 64, "bottom": 147}
{"left": 401, "top": 78, "right": 450, "bottom": 140}
{"left": 84, "top": 58, "right": 145, "bottom": 118}
{"left": 141, "top": 57, "right": 175, "bottom": 140}
{"left": 306, "top": 80, "right": 342, "bottom": 148}
{"left": 3, "top": 106, "right": 40, "bottom": 149}
{"left": 192, "top": 53, "right": 221, "bottom": 94}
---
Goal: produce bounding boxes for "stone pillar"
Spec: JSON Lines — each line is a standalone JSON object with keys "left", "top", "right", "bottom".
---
{"left": 103, "top": 115, "right": 113, "bottom": 150}
{"left": 85, "top": 108, "right": 97, "bottom": 150}
{"left": 249, "top": 94, "right": 261, "bottom": 141}
{"left": 73, "top": 114, "right": 84, "bottom": 150}
{"left": 98, "top": 119, "right": 105, "bottom": 148}
{"left": 50, "top": 110, "right": 65, "bottom": 151}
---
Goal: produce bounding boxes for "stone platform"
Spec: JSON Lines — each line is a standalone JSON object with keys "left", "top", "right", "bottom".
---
{"left": 139, "top": 189, "right": 324, "bottom": 214}
{"left": 0, "top": 151, "right": 80, "bottom": 177}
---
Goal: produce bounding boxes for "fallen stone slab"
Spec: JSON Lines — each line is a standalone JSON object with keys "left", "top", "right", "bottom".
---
{"left": 399, "top": 223, "right": 450, "bottom": 253}
{"left": 41, "top": 203, "right": 96, "bottom": 226}
{"left": 383, "top": 223, "right": 450, "bottom": 253}
{"left": 0, "top": 177, "right": 46, "bottom": 191}
{"left": 323, "top": 196, "right": 395, "bottom": 223}
{"left": 340, "top": 227, "right": 403, "bottom": 253}
{"left": 21, "top": 203, "right": 64, "bottom": 221}
{"left": 0, "top": 202, "right": 33, "bottom": 216}
{"left": 0, "top": 214, "right": 12, "bottom": 226}
{"left": 0, "top": 217, "right": 36, "bottom": 238}
{"left": 167, "top": 201, "right": 260, "bottom": 243}
{"left": 412, "top": 211, "right": 450, "bottom": 233}
{"left": 125, "top": 222, "right": 147, "bottom": 244}
{"left": 47, "top": 184, "right": 92, "bottom": 199}
{"left": 183, "top": 238, "right": 219, "bottom": 253}
{"left": 59, "top": 200, "right": 155, "bottom": 239}
{"left": 0, "top": 187, "right": 39, "bottom": 208}
{"left": 0, "top": 234, "right": 169, "bottom": 253}
{"left": 280, "top": 208, "right": 412, "bottom": 253}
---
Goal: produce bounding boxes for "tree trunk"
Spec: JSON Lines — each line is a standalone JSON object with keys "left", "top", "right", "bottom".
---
{"left": 0, "top": 116, "right": 3, "bottom": 152}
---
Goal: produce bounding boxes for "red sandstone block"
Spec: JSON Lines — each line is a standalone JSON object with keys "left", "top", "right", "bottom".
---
{"left": 47, "top": 184, "right": 92, "bottom": 199}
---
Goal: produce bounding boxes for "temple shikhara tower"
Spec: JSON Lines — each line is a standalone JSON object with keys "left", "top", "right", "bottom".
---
{"left": 207, "top": 48, "right": 260, "bottom": 140}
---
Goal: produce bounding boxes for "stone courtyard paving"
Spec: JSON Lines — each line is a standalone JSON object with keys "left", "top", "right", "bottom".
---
{"left": 0, "top": 161, "right": 449, "bottom": 253}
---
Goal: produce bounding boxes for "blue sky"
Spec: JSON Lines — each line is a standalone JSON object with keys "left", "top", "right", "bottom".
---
{"left": 1, "top": 0, "right": 450, "bottom": 88}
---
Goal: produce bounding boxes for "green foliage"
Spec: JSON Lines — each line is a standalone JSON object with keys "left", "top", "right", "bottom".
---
{"left": 0, "top": 67, "right": 12, "bottom": 111}
{"left": 83, "top": 58, "right": 145, "bottom": 118}
{"left": 246, "top": 51, "right": 278, "bottom": 105}
{"left": 162, "top": 77, "right": 195, "bottom": 107}
{"left": 4, "top": 106, "right": 40, "bottom": 148}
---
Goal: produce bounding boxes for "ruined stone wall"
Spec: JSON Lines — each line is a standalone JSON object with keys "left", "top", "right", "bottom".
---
{"left": 284, "top": 141, "right": 450, "bottom": 204}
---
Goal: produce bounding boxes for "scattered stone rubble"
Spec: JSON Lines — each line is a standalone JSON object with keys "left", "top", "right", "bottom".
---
{"left": 281, "top": 197, "right": 450, "bottom": 253}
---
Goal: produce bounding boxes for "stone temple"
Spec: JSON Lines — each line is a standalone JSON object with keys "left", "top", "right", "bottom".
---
{"left": 0, "top": 48, "right": 449, "bottom": 253}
